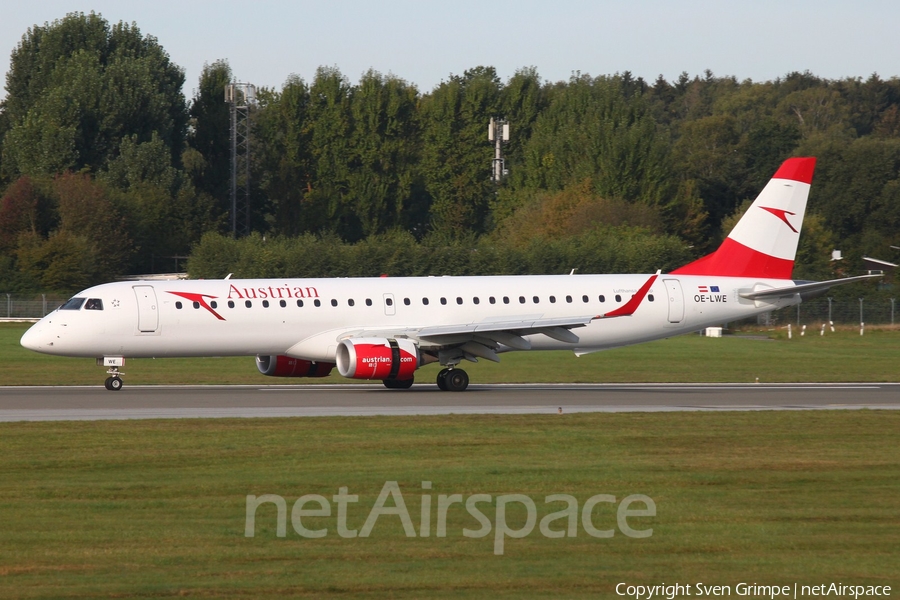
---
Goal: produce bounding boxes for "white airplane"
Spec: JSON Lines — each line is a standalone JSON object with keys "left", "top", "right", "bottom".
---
{"left": 21, "top": 157, "right": 878, "bottom": 391}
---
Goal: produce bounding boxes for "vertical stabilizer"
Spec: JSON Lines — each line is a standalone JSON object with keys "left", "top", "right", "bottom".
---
{"left": 671, "top": 157, "right": 816, "bottom": 279}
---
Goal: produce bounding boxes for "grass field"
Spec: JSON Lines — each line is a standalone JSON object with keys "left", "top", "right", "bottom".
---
{"left": 2, "top": 323, "right": 898, "bottom": 597}
{"left": 2, "top": 322, "right": 899, "bottom": 386}
{"left": 0, "top": 411, "right": 898, "bottom": 598}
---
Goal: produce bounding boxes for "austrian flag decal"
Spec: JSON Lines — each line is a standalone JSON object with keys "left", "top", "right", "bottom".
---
{"left": 697, "top": 285, "right": 720, "bottom": 293}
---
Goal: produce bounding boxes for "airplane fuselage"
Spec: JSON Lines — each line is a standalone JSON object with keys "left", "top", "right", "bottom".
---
{"left": 21, "top": 274, "right": 798, "bottom": 361}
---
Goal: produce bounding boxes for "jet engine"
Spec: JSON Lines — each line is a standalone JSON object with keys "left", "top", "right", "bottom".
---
{"left": 255, "top": 355, "right": 335, "bottom": 377}
{"left": 335, "top": 338, "right": 419, "bottom": 380}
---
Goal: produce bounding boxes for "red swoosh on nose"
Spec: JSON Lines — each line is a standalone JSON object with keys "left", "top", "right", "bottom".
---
{"left": 167, "top": 291, "right": 226, "bottom": 320}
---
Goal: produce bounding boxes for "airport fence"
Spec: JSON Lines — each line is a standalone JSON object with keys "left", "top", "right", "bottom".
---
{"left": 759, "top": 296, "right": 897, "bottom": 327}
{"left": 1, "top": 294, "right": 69, "bottom": 319}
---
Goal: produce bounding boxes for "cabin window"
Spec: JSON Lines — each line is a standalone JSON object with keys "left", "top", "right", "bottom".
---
{"left": 456, "top": 297, "right": 463, "bottom": 305}
{"left": 385, "top": 298, "right": 393, "bottom": 306}
{"left": 582, "top": 295, "right": 589, "bottom": 303}
{"left": 648, "top": 294, "right": 655, "bottom": 302}
{"left": 348, "top": 299, "right": 355, "bottom": 307}
{"left": 296, "top": 300, "right": 304, "bottom": 307}
{"left": 566, "top": 295, "right": 573, "bottom": 303}
{"left": 615, "top": 295, "right": 622, "bottom": 302}
{"left": 314, "top": 299, "right": 321, "bottom": 307}
{"left": 366, "top": 299, "right": 373, "bottom": 306}
{"left": 211, "top": 301, "right": 218, "bottom": 309}
{"left": 519, "top": 296, "right": 526, "bottom": 304}
{"left": 533, "top": 296, "right": 540, "bottom": 304}
{"left": 279, "top": 300, "right": 286, "bottom": 307}
{"left": 60, "top": 298, "right": 86, "bottom": 310}
{"left": 193, "top": 301, "right": 200, "bottom": 309}
{"left": 441, "top": 298, "right": 447, "bottom": 305}
{"left": 404, "top": 298, "right": 411, "bottom": 306}
{"left": 423, "top": 298, "right": 429, "bottom": 305}
{"left": 175, "top": 302, "right": 183, "bottom": 309}
{"left": 489, "top": 297, "right": 496, "bottom": 304}
{"left": 245, "top": 300, "right": 252, "bottom": 308}
{"left": 85, "top": 298, "right": 104, "bottom": 310}
{"left": 228, "top": 300, "right": 235, "bottom": 308}
{"left": 331, "top": 299, "right": 338, "bottom": 307}
{"left": 503, "top": 297, "right": 510, "bottom": 304}
{"left": 473, "top": 297, "right": 480, "bottom": 305}
{"left": 549, "top": 296, "right": 556, "bottom": 303}
{"left": 262, "top": 300, "right": 270, "bottom": 308}
{"left": 599, "top": 295, "right": 605, "bottom": 302}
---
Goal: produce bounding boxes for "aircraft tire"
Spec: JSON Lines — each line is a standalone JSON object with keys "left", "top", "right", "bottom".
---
{"left": 108, "top": 377, "right": 123, "bottom": 391}
{"left": 383, "top": 378, "right": 414, "bottom": 389}
{"left": 444, "top": 369, "right": 469, "bottom": 392}
{"left": 436, "top": 368, "right": 449, "bottom": 391}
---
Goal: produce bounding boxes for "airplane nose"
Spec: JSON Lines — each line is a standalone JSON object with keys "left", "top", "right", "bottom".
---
{"left": 20, "top": 324, "right": 46, "bottom": 352}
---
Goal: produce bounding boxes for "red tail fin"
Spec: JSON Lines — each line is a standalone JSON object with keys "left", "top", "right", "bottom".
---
{"left": 671, "top": 157, "right": 816, "bottom": 279}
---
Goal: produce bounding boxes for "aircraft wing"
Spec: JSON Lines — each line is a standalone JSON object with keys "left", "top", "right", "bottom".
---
{"left": 739, "top": 273, "right": 882, "bottom": 301}
{"left": 332, "top": 272, "right": 660, "bottom": 361}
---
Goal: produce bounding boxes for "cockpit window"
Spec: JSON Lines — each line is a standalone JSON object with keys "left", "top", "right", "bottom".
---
{"left": 60, "top": 298, "right": 86, "bottom": 310}
{"left": 85, "top": 298, "right": 104, "bottom": 310}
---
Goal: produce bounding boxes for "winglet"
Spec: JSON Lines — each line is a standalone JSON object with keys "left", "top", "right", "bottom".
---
{"left": 601, "top": 271, "right": 660, "bottom": 318}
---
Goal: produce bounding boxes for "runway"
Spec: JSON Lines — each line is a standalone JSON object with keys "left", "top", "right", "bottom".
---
{"left": 1, "top": 382, "right": 898, "bottom": 421}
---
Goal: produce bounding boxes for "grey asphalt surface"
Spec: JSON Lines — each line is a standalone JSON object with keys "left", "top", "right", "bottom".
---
{"left": 1, "top": 383, "right": 898, "bottom": 421}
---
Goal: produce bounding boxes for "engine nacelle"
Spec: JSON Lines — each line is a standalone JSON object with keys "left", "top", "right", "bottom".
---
{"left": 255, "top": 355, "right": 335, "bottom": 378}
{"left": 336, "top": 338, "right": 419, "bottom": 381}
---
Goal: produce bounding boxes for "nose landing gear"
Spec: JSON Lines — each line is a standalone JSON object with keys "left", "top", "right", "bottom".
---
{"left": 98, "top": 357, "right": 125, "bottom": 391}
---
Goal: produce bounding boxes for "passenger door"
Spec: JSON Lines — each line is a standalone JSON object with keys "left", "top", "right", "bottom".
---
{"left": 133, "top": 285, "right": 159, "bottom": 333}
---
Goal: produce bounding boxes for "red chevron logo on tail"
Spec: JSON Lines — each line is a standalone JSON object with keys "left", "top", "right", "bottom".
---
{"left": 760, "top": 206, "right": 798, "bottom": 233}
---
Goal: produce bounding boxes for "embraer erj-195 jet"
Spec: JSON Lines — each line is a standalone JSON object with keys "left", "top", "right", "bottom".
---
{"left": 21, "top": 157, "right": 877, "bottom": 391}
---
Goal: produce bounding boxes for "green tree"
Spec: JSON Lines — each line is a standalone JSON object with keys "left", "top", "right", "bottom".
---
{"left": 14, "top": 173, "right": 130, "bottom": 292}
{"left": 186, "top": 60, "right": 232, "bottom": 219}
{"left": 347, "top": 70, "right": 421, "bottom": 238}
{"left": 255, "top": 76, "right": 313, "bottom": 236}
{"left": 812, "top": 136, "right": 900, "bottom": 256}
{"left": 420, "top": 66, "right": 501, "bottom": 237}
{"left": 102, "top": 133, "right": 217, "bottom": 272}
{"left": 1, "top": 12, "right": 187, "bottom": 179}
{"left": 522, "top": 74, "right": 672, "bottom": 209}
{"left": 0, "top": 176, "right": 55, "bottom": 252}
{"left": 304, "top": 67, "right": 354, "bottom": 237}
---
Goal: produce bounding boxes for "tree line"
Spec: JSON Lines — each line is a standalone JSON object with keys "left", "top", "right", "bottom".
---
{"left": 1, "top": 12, "right": 899, "bottom": 294}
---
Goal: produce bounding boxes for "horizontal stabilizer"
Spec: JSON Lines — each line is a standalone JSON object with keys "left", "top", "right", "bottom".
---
{"left": 739, "top": 274, "right": 883, "bottom": 300}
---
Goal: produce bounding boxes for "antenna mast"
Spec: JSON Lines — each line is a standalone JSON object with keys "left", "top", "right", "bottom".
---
{"left": 225, "top": 82, "right": 256, "bottom": 237}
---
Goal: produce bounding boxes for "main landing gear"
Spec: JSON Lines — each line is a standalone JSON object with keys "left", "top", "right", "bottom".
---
{"left": 382, "top": 378, "right": 414, "bottom": 389}
{"left": 380, "top": 368, "right": 470, "bottom": 391}
{"left": 104, "top": 376, "right": 123, "bottom": 391}
{"left": 436, "top": 368, "right": 469, "bottom": 392}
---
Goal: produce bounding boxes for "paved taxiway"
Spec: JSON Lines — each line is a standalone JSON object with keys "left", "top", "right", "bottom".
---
{"left": 0, "top": 383, "right": 898, "bottom": 421}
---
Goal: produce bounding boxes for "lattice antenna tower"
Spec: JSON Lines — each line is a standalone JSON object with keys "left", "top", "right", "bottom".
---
{"left": 225, "top": 82, "right": 257, "bottom": 237}
{"left": 488, "top": 117, "right": 510, "bottom": 183}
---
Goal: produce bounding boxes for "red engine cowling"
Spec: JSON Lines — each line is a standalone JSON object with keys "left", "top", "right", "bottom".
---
{"left": 335, "top": 338, "right": 419, "bottom": 381}
{"left": 256, "top": 355, "right": 335, "bottom": 378}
